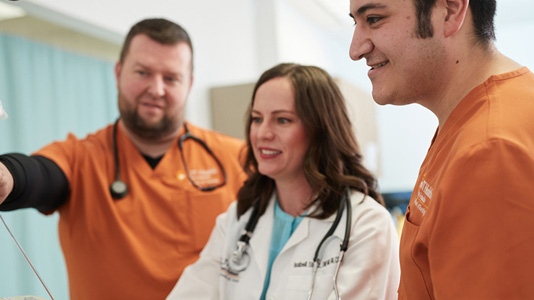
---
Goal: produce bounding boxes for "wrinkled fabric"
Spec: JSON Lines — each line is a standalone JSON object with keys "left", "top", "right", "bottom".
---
{"left": 0, "top": 99, "right": 7, "bottom": 120}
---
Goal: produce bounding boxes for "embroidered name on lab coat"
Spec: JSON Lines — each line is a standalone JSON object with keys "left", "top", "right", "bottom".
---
{"left": 220, "top": 259, "right": 241, "bottom": 282}
{"left": 293, "top": 256, "right": 340, "bottom": 269}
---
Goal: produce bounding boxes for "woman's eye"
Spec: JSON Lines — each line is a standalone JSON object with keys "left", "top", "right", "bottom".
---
{"left": 278, "top": 118, "right": 290, "bottom": 124}
{"left": 251, "top": 117, "right": 262, "bottom": 123}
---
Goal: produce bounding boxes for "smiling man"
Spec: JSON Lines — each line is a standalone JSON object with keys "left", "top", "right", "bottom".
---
{"left": 0, "top": 18, "right": 246, "bottom": 300}
{"left": 349, "top": 0, "right": 534, "bottom": 299}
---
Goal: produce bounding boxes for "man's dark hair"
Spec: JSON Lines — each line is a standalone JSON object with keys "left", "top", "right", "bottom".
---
{"left": 414, "top": 0, "right": 496, "bottom": 46}
{"left": 119, "top": 18, "right": 193, "bottom": 68}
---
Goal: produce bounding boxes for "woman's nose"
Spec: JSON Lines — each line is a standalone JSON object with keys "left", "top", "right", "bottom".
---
{"left": 257, "top": 122, "right": 274, "bottom": 140}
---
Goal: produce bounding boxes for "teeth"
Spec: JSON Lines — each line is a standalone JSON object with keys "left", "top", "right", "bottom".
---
{"left": 261, "top": 149, "right": 280, "bottom": 155}
{"left": 372, "top": 61, "right": 388, "bottom": 69}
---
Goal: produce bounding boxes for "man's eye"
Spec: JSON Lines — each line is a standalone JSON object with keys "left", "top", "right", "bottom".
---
{"left": 367, "top": 16, "right": 382, "bottom": 25}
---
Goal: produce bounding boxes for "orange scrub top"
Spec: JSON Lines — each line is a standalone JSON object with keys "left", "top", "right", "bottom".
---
{"left": 36, "top": 121, "right": 247, "bottom": 300}
{"left": 398, "top": 68, "right": 534, "bottom": 300}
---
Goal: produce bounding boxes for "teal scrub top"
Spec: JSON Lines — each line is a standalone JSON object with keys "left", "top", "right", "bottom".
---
{"left": 260, "top": 199, "right": 306, "bottom": 300}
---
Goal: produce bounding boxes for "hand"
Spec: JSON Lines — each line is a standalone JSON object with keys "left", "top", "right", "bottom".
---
{"left": 0, "top": 162, "right": 14, "bottom": 205}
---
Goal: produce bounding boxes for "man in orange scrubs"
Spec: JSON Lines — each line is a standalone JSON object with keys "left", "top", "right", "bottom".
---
{"left": 0, "top": 19, "right": 246, "bottom": 300}
{"left": 348, "top": 0, "right": 534, "bottom": 299}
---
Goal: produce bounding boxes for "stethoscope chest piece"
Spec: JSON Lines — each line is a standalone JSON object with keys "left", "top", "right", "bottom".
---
{"left": 110, "top": 179, "right": 128, "bottom": 199}
{"left": 228, "top": 240, "right": 251, "bottom": 273}
{"left": 228, "top": 248, "right": 250, "bottom": 273}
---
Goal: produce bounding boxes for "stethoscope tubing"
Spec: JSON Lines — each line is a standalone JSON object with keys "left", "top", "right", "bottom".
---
{"left": 110, "top": 119, "right": 227, "bottom": 198}
{"left": 232, "top": 189, "right": 353, "bottom": 299}
{"left": 178, "top": 123, "right": 228, "bottom": 192}
{"left": 308, "top": 189, "right": 352, "bottom": 300}
{"left": 230, "top": 204, "right": 260, "bottom": 270}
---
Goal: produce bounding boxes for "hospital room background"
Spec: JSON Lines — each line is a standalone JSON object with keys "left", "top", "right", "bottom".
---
{"left": 0, "top": 0, "right": 532, "bottom": 298}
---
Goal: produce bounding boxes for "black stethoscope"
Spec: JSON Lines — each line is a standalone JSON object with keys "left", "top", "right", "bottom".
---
{"left": 109, "top": 119, "right": 228, "bottom": 199}
{"left": 227, "top": 189, "right": 353, "bottom": 300}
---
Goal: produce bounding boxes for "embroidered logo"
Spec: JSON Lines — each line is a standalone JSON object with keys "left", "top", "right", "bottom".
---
{"left": 415, "top": 177, "right": 433, "bottom": 216}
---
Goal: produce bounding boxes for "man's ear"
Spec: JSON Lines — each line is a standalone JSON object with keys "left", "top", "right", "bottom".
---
{"left": 442, "top": 0, "right": 469, "bottom": 37}
{"left": 114, "top": 61, "right": 122, "bottom": 87}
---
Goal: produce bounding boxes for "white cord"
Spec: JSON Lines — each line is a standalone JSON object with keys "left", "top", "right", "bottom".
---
{"left": 0, "top": 214, "right": 55, "bottom": 300}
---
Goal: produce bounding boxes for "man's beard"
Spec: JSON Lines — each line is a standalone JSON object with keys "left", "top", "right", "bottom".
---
{"left": 118, "top": 94, "right": 180, "bottom": 140}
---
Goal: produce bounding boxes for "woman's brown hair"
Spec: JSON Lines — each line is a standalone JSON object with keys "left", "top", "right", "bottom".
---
{"left": 237, "top": 63, "right": 383, "bottom": 218}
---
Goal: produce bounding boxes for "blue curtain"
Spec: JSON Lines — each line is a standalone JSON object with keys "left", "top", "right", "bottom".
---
{"left": 0, "top": 33, "right": 118, "bottom": 299}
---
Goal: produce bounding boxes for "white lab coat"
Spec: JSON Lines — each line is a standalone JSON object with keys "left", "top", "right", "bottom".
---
{"left": 167, "top": 191, "right": 400, "bottom": 300}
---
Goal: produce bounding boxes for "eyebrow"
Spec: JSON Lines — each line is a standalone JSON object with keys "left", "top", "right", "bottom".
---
{"left": 133, "top": 62, "right": 148, "bottom": 69}
{"left": 251, "top": 109, "right": 296, "bottom": 115}
{"left": 133, "top": 62, "right": 181, "bottom": 76}
{"left": 349, "top": 3, "right": 387, "bottom": 18}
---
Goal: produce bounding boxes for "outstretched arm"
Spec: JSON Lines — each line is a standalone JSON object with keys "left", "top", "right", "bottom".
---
{"left": 0, "top": 153, "right": 69, "bottom": 212}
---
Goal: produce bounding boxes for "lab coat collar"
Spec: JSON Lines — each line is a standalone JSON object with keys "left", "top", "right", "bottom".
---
{"left": 248, "top": 193, "right": 312, "bottom": 277}
{"left": 247, "top": 193, "right": 327, "bottom": 274}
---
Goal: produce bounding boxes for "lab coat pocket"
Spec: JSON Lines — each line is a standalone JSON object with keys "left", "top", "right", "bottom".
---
{"left": 286, "top": 274, "right": 333, "bottom": 300}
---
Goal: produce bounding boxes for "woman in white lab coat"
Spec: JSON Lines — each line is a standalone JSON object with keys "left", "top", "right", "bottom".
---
{"left": 167, "top": 63, "right": 400, "bottom": 300}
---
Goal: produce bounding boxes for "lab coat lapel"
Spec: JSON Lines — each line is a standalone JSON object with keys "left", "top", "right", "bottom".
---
{"left": 281, "top": 216, "right": 310, "bottom": 252}
{"left": 249, "top": 195, "right": 276, "bottom": 280}
{"left": 282, "top": 202, "right": 338, "bottom": 254}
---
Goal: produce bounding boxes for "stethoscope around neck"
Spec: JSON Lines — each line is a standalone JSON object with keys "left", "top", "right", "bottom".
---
{"left": 109, "top": 119, "right": 228, "bottom": 199}
{"left": 228, "top": 189, "right": 353, "bottom": 300}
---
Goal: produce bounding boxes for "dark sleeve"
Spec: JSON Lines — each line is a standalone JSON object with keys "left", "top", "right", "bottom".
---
{"left": 0, "top": 153, "right": 69, "bottom": 212}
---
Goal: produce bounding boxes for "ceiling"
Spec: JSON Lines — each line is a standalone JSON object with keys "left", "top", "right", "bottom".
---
{"left": 0, "top": 1, "right": 120, "bottom": 61}
{"left": 296, "top": 0, "right": 534, "bottom": 31}
{"left": 0, "top": 0, "right": 532, "bottom": 62}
